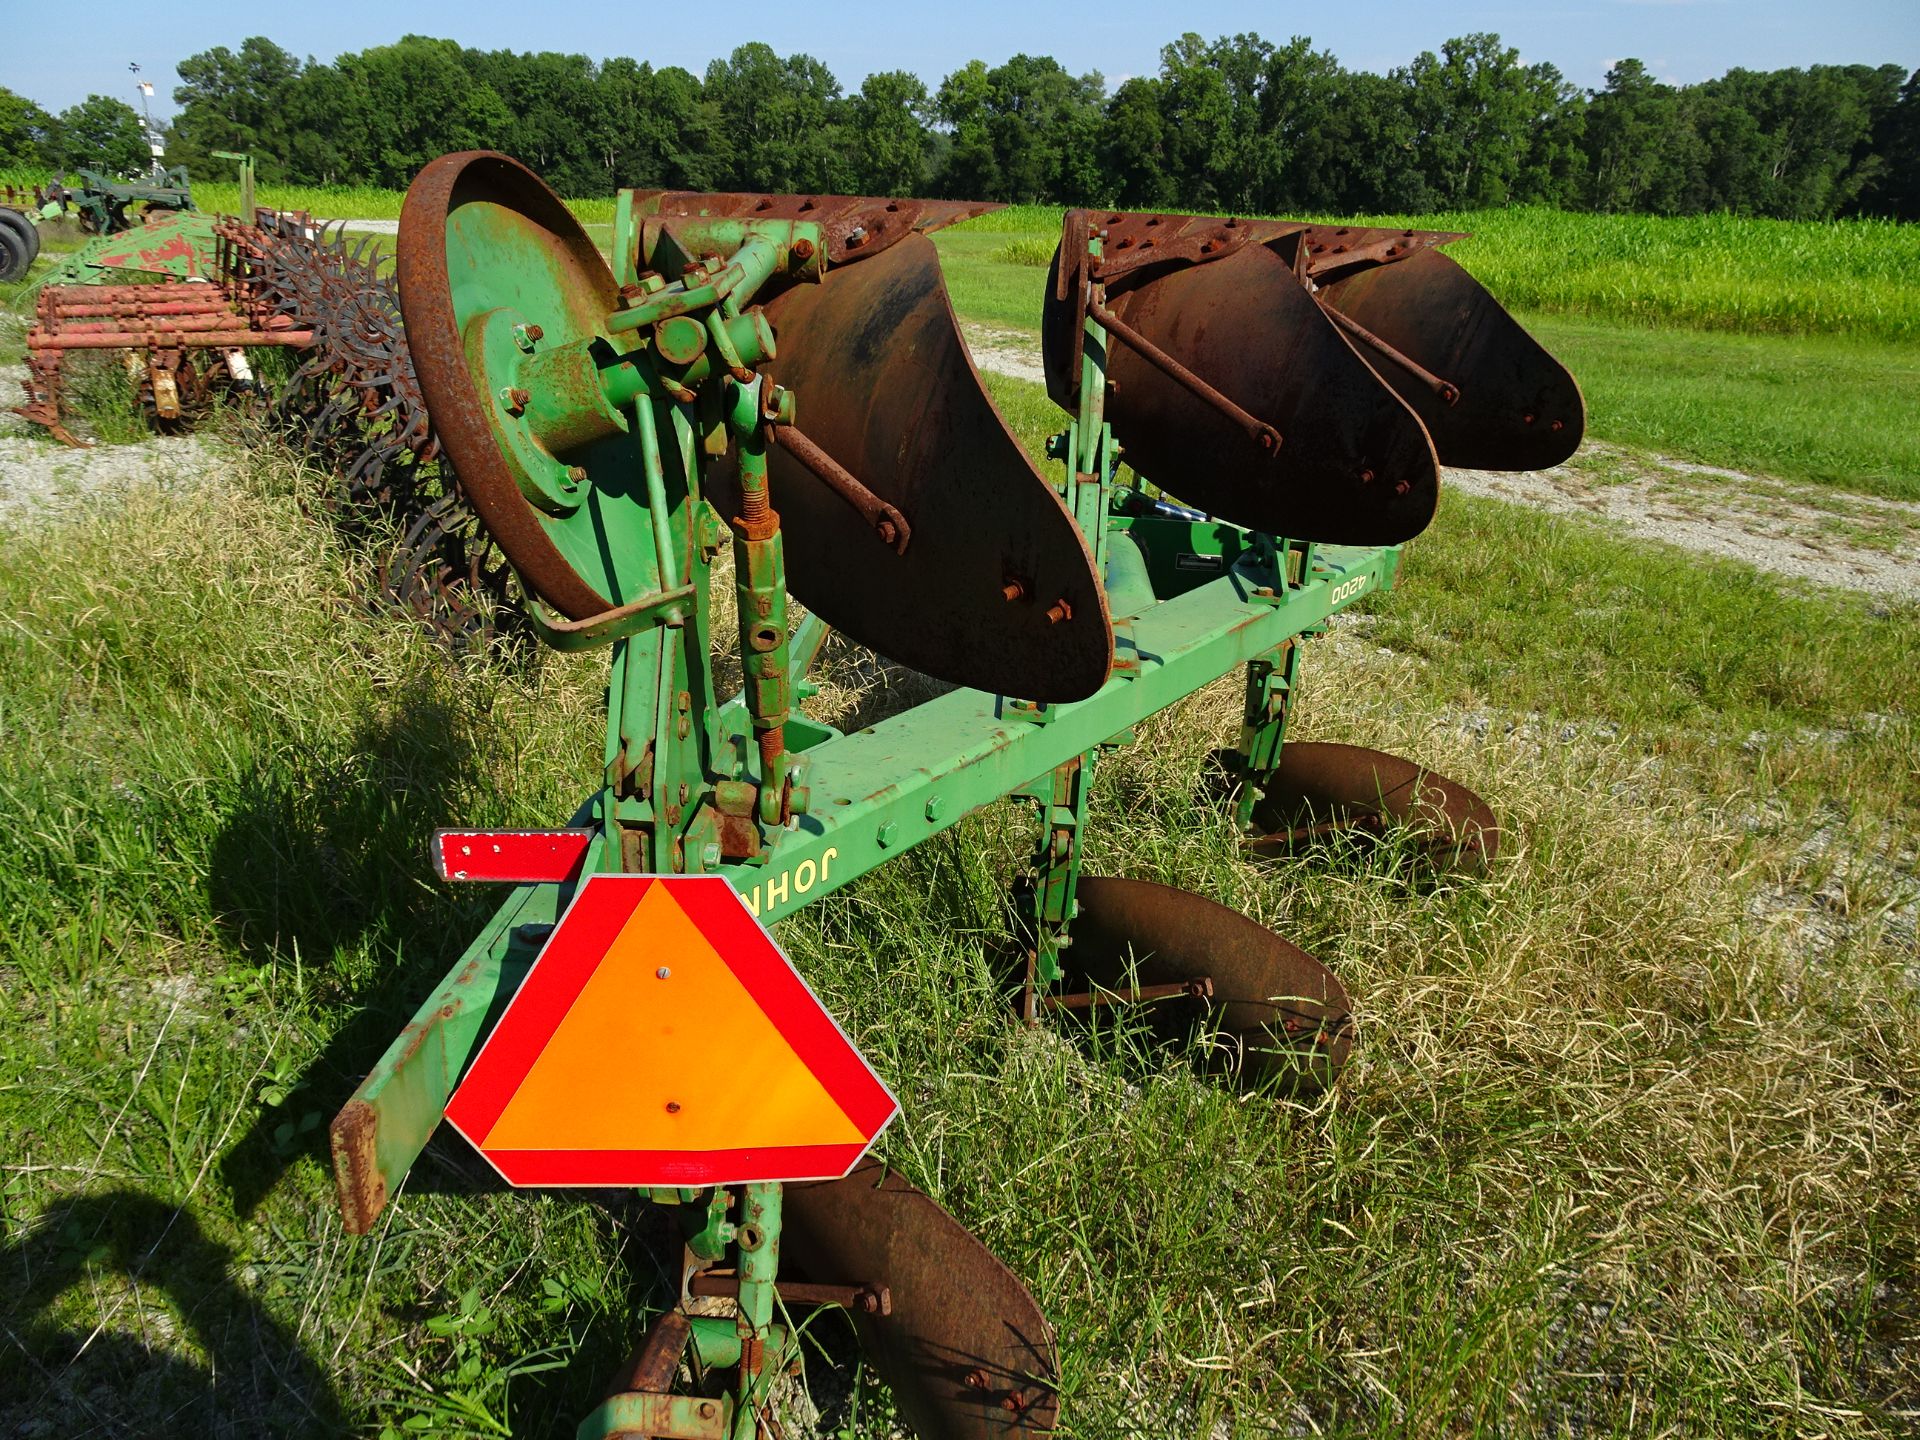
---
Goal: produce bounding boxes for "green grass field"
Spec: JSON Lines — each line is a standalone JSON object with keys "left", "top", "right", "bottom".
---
{"left": 1, "top": 414, "right": 1914, "bottom": 1436}
{"left": 2, "top": 174, "right": 1917, "bottom": 1436}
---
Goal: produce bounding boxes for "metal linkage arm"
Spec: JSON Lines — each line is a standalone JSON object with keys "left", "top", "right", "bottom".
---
{"left": 1086, "top": 297, "right": 1282, "bottom": 455}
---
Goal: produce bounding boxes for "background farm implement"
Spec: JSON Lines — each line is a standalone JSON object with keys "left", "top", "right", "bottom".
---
{"left": 8, "top": 190, "right": 513, "bottom": 636}
{"left": 320, "top": 151, "right": 1583, "bottom": 1438}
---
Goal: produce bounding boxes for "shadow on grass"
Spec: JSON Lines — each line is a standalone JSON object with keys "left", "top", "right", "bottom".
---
{"left": 206, "top": 679, "right": 501, "bottom": 1218}
{"left": 0, "top": 1190, "right": 342, "bottom": 1438}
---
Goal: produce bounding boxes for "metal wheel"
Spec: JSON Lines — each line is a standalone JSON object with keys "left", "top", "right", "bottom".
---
{"left": 396, "top": 150, "right": 634, "bottom": 620}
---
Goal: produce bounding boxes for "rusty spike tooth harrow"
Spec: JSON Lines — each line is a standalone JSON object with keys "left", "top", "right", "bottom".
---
{"left": 327, "top": 150, "right": 1584, "bottom": 1440}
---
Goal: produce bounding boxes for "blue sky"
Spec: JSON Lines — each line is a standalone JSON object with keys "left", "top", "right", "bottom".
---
{"left": 4, "top": 0, "right": 1915, "bottom": 122}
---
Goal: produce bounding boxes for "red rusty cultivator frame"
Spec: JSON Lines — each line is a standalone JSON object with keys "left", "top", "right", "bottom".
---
{"left": 11, "top": 212, "right": 511, "bottom": 637}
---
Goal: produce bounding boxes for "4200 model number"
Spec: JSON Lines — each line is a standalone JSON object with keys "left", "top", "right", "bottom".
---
{"left": 1327, "top": 573, "right": 1371, "bottom": 606}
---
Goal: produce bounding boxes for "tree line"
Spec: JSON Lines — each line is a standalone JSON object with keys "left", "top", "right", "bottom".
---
{"left": 2, "top": 32, "right": 1915, "bottom": 220}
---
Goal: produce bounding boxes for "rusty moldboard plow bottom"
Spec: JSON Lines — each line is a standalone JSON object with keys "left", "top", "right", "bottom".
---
{"left": 291, "top": 150, "right": 1585, "bottom": 1438}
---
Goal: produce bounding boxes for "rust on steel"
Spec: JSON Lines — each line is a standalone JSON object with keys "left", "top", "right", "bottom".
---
{"left": 1314, "top": 247, "right": 1584, "bottom": 471}
{"left": 1041, "top": 207, "right": 1586, "bottom": 544}
{"left": 766, "top": 422, "right": 912, "bottom": 552}
{"left": 784, "top": 1158, "right": 1059, "bottom": 1440}
{"left": 1046, "top": 232, "right": 1439, "bottom": 545}
{"left": 625, "top": 189, "right": 1001, "bottom": 270}
{"left": 712, "top": 233, "right": 1113, "bottom": 703}
{"left": 397, "top": 150, "right": 618, "bottom": 621}
{"left": 1246, "top": 741, "right": 1501, "bottom": 874}
{"left": 1063, "top": 876, "right": 1353, "bottom": 1089}
{"left": 1084, "top": 296, "right": 1281, "bottom": 453}
{"left": 686, "top": 1271, "right": 893, "bottom": 1316}
{"left": 327, "top": 1098, "right": 386, "bottom": 1236}
{"left": 605, "top": 1310, "right": 693, "bottom": 1398}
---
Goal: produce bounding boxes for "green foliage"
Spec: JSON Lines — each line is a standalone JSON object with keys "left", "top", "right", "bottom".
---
{"left": 0, "top": 86, "right": 50, "bottom": 168}
{"left": 990, "top": 235, "right": 1055, "bottom": 266}
{"left": 7, "top": 30, "right": 1903, "bottom": 220}
{"left": 45, "top": 94, "right": 148, "bottom": 176}
{"left": 1, "top": 419, "right": 1916, "bottom": 1436}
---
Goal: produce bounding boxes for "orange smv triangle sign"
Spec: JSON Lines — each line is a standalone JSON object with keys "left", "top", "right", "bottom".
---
{"left": 443, "top": 875, "right": 897, "bottom": 1187}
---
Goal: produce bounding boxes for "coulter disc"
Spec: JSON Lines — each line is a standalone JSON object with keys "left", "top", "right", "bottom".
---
{"left": 783, "top": 1159, "right": 1060, "bottom": 1439}
{"left": 1246, "top": 741, "right": 1500, "bottom": 874}
{"left": 397, "top": 150, "right": 642, "bottom": 621}
{"left": 1064, "top": 877, "right": 1352, "bottom": 1089}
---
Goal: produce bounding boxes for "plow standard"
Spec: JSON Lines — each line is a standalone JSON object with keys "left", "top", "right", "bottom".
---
{"left": 320, "top": 151, "right": 1582, "bottom": 1438}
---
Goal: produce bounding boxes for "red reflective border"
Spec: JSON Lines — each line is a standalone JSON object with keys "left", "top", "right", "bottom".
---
{"left": 443, "top": 875, "right": 898, "bottom": 1188}
{"left": 433, "top": 829, "right": 594, "bottom": 883}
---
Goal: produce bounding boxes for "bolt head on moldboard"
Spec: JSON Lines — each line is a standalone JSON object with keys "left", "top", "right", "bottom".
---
{"left": 443, "top": 875, "right": 897, "bottom": 1186}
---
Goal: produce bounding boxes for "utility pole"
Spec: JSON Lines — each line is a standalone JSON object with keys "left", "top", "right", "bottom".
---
{"left": 130, "top": 62, "right": 159, "bottom": 180}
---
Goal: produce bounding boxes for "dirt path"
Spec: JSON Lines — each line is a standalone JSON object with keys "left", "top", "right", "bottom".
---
{"left": 0, "top": 361, "right": 215, "bottom": 523}
{"left": 960, "top": 324, "right": 1920, "bottom": 605}
{"left": 1447, "top": 447, "right": 1920, "bottom": 605}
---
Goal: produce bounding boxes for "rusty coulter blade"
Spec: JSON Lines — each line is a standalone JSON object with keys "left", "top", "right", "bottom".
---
{"left": 784, "top": 1159, "right": 1060, "bottom": 1439}
{"left": 716, "top": 233, "right": 1114, "bottom": 702}
{"left": 1063, "top": 877, "right": 1352, "bottom": 1089}
{"left": 1248, "top": 741, "right": 1501, "bottom": 874}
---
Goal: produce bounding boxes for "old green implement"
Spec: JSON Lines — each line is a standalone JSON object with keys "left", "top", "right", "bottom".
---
{"left": 329, "top": 150, "right": 1581, "bottom": 1437}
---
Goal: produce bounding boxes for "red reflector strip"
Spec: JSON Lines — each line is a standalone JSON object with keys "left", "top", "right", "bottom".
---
{"left": 432, "top": 829, "right": 595, "bottom": 883}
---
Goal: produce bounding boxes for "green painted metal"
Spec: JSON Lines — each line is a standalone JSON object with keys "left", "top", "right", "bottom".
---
{"left": 333, "top": 535, "right": 1394, "bottom": 1217}
{"left": 60, "top": 165, "right": 195, "bottom": 236}
{"left": 38, "top": 208, "right": 227, "bottom": 286}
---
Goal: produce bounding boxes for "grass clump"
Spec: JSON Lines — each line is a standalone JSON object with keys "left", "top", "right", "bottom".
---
{"left": 990, "top": 235, "right": 1056, "bottom": 267}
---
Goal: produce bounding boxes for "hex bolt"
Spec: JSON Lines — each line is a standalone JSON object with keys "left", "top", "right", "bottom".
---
{"left": 845, "top": 226, "right": 867, "bottom": 248}
{"left": 791, "top": 237, "right": 815, "bottom": 262}
{"left": 566, "top": 465, "right": 586, "bottom": 483}
{"left": 1045, "top": 599, "right": 1072, "bottom": 625}
{"left": 1002, "top": 580, "right": 1026, "bottom": 603}
{"left": 925, "top": 795, "right": 946, "bottom": 822}
{"left": 876, "top": 821, "right": 898, "bottom": 848}
{"left": 701, "top": 842, "right": 721, "bottom": 867}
